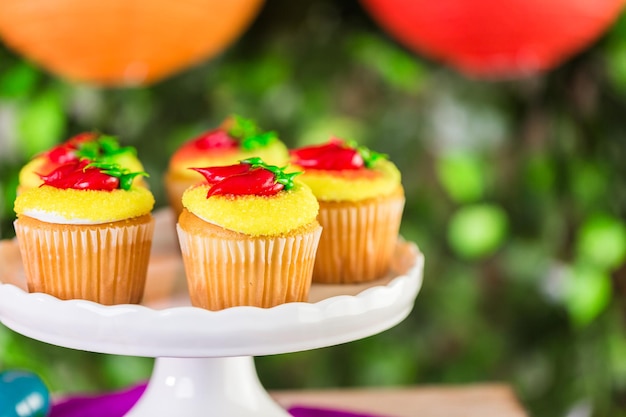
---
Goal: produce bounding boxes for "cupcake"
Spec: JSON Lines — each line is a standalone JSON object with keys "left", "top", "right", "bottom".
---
{"left": 18, "top": 132, "right": 146, "bottom": 194}
{"left": 176, "top": 157, "right": 321, "bottom": 310}
{"left": 290, "top": 137, "right": 404, "bottom": 284}
{"left": 165, "top": 115, "right": 289, "bottom": 218}
{"left": 13, "top": 158, "right": 155, "bottom": 305}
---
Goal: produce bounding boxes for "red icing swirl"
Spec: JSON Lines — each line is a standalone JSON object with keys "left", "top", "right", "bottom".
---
{"left": 40, "top": 160, "right": 146, "bottom": 191}
{"left": 40, "top": 160, "right": 120, "bottom": 191}
{"left": 45, "top": 132, "right": 98, "bottom": 164}
{"left": 290, "top": 138, "right": 364, "bottom": 170}
{"left": 190, "top": 129, "right": 238, "bottom": 151}
{"left": 206, "top": 167, "right": 283, "bottom": 197}
{"left": 191, "top": 158, "right": 300, "bottom": 198}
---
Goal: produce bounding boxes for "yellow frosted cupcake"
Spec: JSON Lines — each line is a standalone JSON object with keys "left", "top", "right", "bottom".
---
{"left": 290, "top": 138, "right": 404, "bottom": 284}
{"left": 165, "top": 115, "right": 289, "bottom": 218}
{"left": 18, "top": 132, "right": 146, "bottom": 194}
{"left": 177, "top": 157, "right": 321, "bottom": 310}
{"left": 13, "top": 159, "right": 155, "bottom": 305}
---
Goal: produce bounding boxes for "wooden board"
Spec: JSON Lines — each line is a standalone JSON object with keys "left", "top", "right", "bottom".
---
{"left": 272, "top": 384, "right": 529, "bottom": 417}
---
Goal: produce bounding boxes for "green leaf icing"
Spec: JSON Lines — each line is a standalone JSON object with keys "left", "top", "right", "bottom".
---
{"left": 240, "top": 157, "right": 301, "bottom": 191}
{"left": 75, "top": 134, "right": 136, "bottom": 161}
{"left": 84, "top": 161, "right": 149, "bottom": 191}
{"left": 347, "top": 140, "right": 388, "bottom": 169}
{"left": 228, "top": 115, "right": 278, "bottom": 151}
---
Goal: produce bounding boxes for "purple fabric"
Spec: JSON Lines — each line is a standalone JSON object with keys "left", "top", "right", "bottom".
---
{"left": 50, "top": 383, "right": 386, "bottom": 417}
{"left": 50, "top": 384, "right": 146, "bottom": 417}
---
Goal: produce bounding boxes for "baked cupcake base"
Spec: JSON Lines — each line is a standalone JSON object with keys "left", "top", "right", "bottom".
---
{"left": 313, "top": 190, "right": 405, "bottom": 284}
{"left": 13, "top": 214, "right": 154, "bottom": 305}
{"left": 177, "top": 210, "right": 321, "bottom": 310}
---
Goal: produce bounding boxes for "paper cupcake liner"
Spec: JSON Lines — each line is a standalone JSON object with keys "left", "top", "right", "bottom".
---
{"left": 14, "top": 217, "right": 155, "bottom": 305}
{"left": 177, "top": 225, "right": 322, "bottom": 310}
{"left": 313, "top": 197, "right": 405, "bottom": 284}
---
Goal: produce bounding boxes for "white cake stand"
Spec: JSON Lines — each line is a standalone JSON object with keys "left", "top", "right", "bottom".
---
{"left": 0, "top": 210, "right": 424, "bottom": 417}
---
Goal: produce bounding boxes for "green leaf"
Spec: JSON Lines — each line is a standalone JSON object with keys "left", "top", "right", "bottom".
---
{"left": 608, "top": 331, "right": 626, "bottom": 386}
{"left": 75, "top": 140, "right": 101, "bottom": 160}
{"left": 85, "top": 161, "right": 148, "bottom": 190}
{"left": 570, "top": 160, "right": 609, "bottom": 209}
{"left": 564, "top": 263, "right": 612, "bottom": 327}
{"left": 436, "top": 152, "right": 486, "bottom": 203}
{"left": 228, "top": 115, "right": 277, "bottom": 150}
{"left": 347, "top": 140, "right": 388, "bottom": 168}
{"left": 0, "top": 62, "right": 40, "bottom": 99}
{"left": 74, "top": 134, "right": 136, "bottom": 161}
{"left": 240, "top": 157, "right": 300, "bottom": 190}
{"left": 229, "top": 114, "right": 259, "bottom": 139}
{"left": 576, "top": 214, "right": 626, "bottom": 271}
{"left": 98, "top": 135, "right": 122, "bottom": 154}
{"left": 240, "top": 131, "right": 278, "bottom": 151}
{"left": 17, "top": 89, "right": 66, "bottom": 158}
{"left": 118, "top": 172, "right": 148, "bottom": 190}
{"left": 447, "top": 203, "right": 508, "bottom": 260}
{"left": 101, "top": 356, "right": 152, "bottom": 389}
{"left": 605, "top": 40, "right": 626, "bottom": 93}
{"left": 524, "top": 154, "right": 556, "bottom": 194}
{"left": 349, "top": 33, "right": 426, "bottom": 93}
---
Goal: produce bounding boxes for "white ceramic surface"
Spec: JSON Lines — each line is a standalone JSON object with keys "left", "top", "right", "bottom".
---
{"left": 0, "top": 209, "right": 424, "bottom": 416}
{"left": 0, "top": 246, "right": 422, "bottom": 358}
{"left": 125, "top": 356, "right": 293, "bottom": 417}
{"left": 0, "top": 209, "right": 423, "bottom": 358}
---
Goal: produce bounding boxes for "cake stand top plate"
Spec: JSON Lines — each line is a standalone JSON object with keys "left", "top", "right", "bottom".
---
{"left": 0, "top": 209, "right": 423, "bottom": 358}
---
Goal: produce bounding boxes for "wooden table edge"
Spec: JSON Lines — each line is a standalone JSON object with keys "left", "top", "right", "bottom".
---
{"left": 271, "top": 383, "right": 529, "bottom": 417}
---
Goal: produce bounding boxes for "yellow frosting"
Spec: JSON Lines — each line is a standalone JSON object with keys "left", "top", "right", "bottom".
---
{"left": 182, "top": 182, "right": 319, "bottom": 236}
{"left": 168, "top": 141, "right": 289, "bottom": 181}
{"left": 14, "top": 185, "right": 155, "bottom": 224}
{"left": 18, "top": 158, "right": 47, "bottom": 190}
{"left": 111, "top": 152, "right": 146, "bottom": 176}
{"left": 18, "top": 153, "right": 146, "bottom": 191}
{"left": 294, "top": 159, "right": 402, "bottom": 202}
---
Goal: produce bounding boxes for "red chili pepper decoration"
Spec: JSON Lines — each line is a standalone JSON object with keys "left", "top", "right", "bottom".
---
{"left": 207, "top": 167, "right": 284, "bottom": 197}
{"left": 40, "top": 160, "right": 119, "bottom": 191}
{"left": 39, "top": 160, "right": 87, "bottom": 185}
{"left": 42, "top": 132, "right": 136, "bottom": 173}
{"left": 39, "top": 160, "right": 148, "bottom": 191}
{"left": 189, "top": 114, "right": 277, "bottom": 151}
{"left": 290, "top": 138, "right": 387, "bottom": 170}
{"left": 173, "top": 116, "right": 278, "bottom": 165}
{"left": 190, "top": 164, "right": 252, "bottom": 183}
{"left": 191, "top": 130, "right": 238, "bottom": 150}
{"left": 73, "top": 168, "right": 120, "bottom": 191}
{"left": 192, "top": 157, "right": 300, "bottom": 198}
{"left": 45, "top": 132, "right": 98, "bottom": 164}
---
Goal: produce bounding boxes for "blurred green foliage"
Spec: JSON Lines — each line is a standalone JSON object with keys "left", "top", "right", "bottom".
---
{"left": 1, "top": 1, "right": 626, "bottom": 416}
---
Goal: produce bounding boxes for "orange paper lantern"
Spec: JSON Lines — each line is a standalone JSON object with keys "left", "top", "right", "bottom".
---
{"left": 0, "top": 0, "right": 264, "bottom": 86}
{"left": 361, "top": 0, "right": 625, "bottom": 78}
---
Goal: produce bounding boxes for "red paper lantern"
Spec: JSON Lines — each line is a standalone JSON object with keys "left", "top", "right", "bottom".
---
{"left": 361, "top": 0, "right": 625, "bottom": 78}
{"left": 0, "top": 0, "right": 264, "bottom": 86}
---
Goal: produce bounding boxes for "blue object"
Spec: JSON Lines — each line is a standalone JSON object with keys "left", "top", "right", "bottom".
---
{"left": 0, "top": 371, "right": 50, "bottom": 417}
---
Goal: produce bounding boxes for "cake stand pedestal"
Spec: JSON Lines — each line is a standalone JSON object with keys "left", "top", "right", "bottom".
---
{"left": 127, "top": 356, "right": 288, "bottom": 416}
{"left": 0, "top": 210, "right": 424, "bottom": 417}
